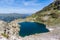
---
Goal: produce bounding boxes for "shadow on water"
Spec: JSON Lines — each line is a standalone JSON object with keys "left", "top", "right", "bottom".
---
{"left": 18, "top": 22, "right": 49, "bottom": 37}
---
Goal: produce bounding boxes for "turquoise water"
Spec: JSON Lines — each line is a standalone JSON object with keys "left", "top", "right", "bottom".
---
{"left": 18, "top": 22, "right": 49, "bottom": 37}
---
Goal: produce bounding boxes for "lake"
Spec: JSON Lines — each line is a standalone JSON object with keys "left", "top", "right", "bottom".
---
{"left": 18, "top": 22, "right": 49, "bottom": 37}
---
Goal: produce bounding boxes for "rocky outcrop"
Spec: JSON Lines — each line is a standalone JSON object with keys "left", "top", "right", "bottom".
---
{"left": 0, "top": 20, "right": 20, "bottom": 40}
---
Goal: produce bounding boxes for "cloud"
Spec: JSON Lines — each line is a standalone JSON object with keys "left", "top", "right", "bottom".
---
{"left": 22, "top": 0, "right": 53, "bottom": 6}
{"left": 0, "top": 0, "right": 14, "bottom": 7}
{"left": 0, "top": 0, "right": 54, "bottom": 14}
{"left": 0, "top": 7, "right": 38, "bottom": 13}
{"left": 23, "top": 2, "right": 29, "bottom": 6}
{"left": 22, "top": 0, "right": 43, "bottom": 7}
{"left": 0, "top": 0, "right": 53, "bottom": 7}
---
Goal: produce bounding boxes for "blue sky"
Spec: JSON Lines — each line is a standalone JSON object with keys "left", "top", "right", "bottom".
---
{"left": 0, "top": 0, "right": 54, "bottom": 14}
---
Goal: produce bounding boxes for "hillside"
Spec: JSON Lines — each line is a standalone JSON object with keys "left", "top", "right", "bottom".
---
{"left": 0, "top": 0, "right": 60, "bottom": 40}
{"left": 30, "top": 0, "right": 60, "bottom": 26}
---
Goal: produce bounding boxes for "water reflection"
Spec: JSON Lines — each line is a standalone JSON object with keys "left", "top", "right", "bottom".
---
{"left": 18, "top": 22, "right": 49, "bottom": 37}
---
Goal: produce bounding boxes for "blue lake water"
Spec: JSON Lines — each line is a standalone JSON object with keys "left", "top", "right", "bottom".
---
{"left": 18, "top": 22, "right": 49, "bottom": 37}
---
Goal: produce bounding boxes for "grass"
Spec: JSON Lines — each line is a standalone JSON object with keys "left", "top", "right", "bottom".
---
{"left": 1, "top": 33, "right": 9, "bottom": 38}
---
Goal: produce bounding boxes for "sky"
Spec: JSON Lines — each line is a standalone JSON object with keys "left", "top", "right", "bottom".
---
{"left": 0, "top": 0, "right": 54, "bottom": 14}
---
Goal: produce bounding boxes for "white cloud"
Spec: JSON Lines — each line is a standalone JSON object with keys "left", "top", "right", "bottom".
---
{"left": 0, "top": 0, "right": 54, "bottom": 14}
{"left": 23, "top": 2, "right": 29, "bottom": 6}
{"left": 0, "top": 0, "right": 15, "bottom": 6}
{"left": 22, "top": 0, "right": 42, "bottom": 6}
{"left": 0, "top": 0, "right": 45, "bottom": 14}
{"left": 0, "top": 7, "right": 38, "bottom": 14}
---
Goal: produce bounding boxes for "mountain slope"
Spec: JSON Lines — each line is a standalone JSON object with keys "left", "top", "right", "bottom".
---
{"left": 30, "top": 0, "right": 60, "bottom": 26}
{"left": 0, "top": 13, "right": 29, "bottom": 22}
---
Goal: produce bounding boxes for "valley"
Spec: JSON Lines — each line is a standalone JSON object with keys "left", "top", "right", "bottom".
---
{"left": 0, "top": 0, "right": 60, "bottom": 40}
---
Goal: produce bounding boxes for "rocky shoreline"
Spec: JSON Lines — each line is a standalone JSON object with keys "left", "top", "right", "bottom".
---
{"left": 0, "top": 19, "right": 60, "bottom": 40}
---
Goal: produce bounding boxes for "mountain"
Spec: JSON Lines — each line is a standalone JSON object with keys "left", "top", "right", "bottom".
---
{"left": 0, "top": 13, "right": 30, "bottom": 22}
{"left": 30, "top": 0, "right": 60, "bottom": 26}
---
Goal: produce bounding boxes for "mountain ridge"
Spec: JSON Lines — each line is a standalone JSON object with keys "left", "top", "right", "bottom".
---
{"left": 0, "top": 13, "right": 30, "bottom": 22}
{"left": 29, "top": 0, "right": 60, "bottom": 26}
